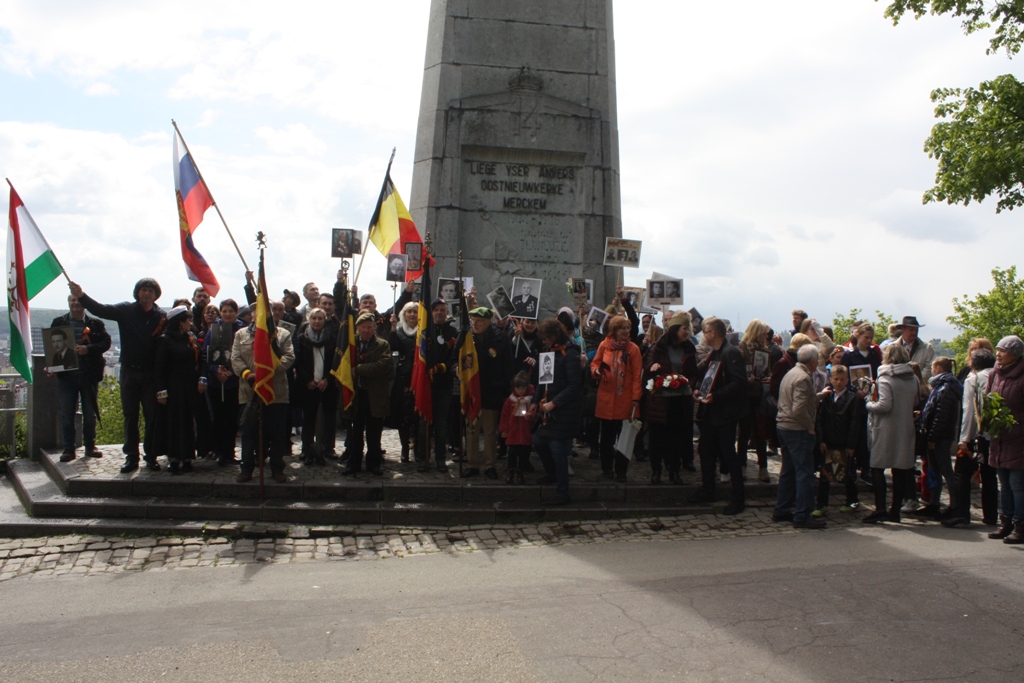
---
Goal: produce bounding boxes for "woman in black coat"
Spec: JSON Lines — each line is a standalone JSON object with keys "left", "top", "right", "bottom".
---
{"left": 295, "top": 308, "right": 338, "bottom": 466}
{"left": 532, "top": 318, "right": 583, "bottom": 505}
{"left": 643, "top": 311, "right": 698, "bottom": 484}
{"left": 389, "top": 302, "right": 420, "bottom": 463}
{"left": 155, "top": 306, "right": 202, "bottom": 474}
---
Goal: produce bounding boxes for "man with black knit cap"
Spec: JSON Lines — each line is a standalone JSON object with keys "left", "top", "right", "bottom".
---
{"left": 69, "top": 278, "right": 166, "bottom": 473}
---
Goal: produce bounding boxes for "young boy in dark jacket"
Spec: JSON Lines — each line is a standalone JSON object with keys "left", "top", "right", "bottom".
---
{"left": 814, "top": 364, "right": 862, "bottom": 515}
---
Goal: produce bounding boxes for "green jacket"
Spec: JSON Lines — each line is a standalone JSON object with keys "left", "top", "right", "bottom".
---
{"left": 351, "top": 334, "right": 392, "bottom": 418}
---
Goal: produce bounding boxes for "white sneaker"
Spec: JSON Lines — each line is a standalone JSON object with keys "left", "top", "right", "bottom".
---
{"left": 720, "top": 472, "right": 729, "bottom": 483}
{"left": 901, "top": 500, "right": 919, "bottom": 513}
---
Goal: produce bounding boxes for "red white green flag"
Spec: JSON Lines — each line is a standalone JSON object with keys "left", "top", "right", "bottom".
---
{"left": 6, "top": 180, "right": 65, "bottom": 383}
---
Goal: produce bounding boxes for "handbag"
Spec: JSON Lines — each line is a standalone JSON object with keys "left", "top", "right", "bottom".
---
{"left": 615, "top": 408, "right": 642, "bottom": 459}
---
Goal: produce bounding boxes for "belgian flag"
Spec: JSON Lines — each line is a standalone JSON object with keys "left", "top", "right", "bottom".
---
{"left": 457, "top": 289, "right": 481, "bottom": 425}
{"left": 410, "top": 254, "right": 434, "bottom": 421}
{"left": 331, "top": 280, "right": 357, "bottom": 410}
{"left": 366, "top": 151, "right": 433, "bottom": 282}
{"left": 252, "top": 250, "right": 280, "bottom": 405}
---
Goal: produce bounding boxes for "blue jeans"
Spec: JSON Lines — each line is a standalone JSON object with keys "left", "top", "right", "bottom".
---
{"left": 997, "top": 468, "right": 1024, "bottom": 522}
{"left": 57, "top": 372, "right": 97, "bottom": 449}
{"left": 534, "top": 434, "right": 572, "bottom": 501}
{"left": 775, "top": 428, "right": 817, "bottom": 522}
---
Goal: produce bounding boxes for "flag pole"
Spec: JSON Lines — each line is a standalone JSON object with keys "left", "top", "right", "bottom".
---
{"left": 5, "top": 178, "right": 73, "bottom": 286}
{"left": 456, "top": 249, "right": 465, "bottom": 479}
{"left": 353, "top": 147, "right": 398, "bottom": 287}
{"left": 171, "top": 120, "right": 251, "bottom": 273}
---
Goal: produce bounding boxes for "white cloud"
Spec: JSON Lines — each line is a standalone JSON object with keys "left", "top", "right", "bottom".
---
{"left": 254, "top": 124, "right": 326, "bottom": 157}
{"left": 84, "top": 82, "right": 116, "bottom": 96}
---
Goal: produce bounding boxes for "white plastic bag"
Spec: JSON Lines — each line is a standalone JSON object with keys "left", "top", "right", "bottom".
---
{"left": 615, "top": 413, "right": 643, "bottom": 459}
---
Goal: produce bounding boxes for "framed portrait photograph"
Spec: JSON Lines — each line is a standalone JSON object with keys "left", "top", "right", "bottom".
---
{"left": 510, "top": 277, "right": 542, "bottom": 320}
{"left": 404, "top": 242, "right": 423, "bottom": 271}
{"left": 446, "top": 299, "right": 463, "bottom": 322}
{"left": 331, "top": 228, "right": 363, "bottom": 258}
{"left": 621, "top": 286, "right": 645, "bottom": 310}
{"left": 699, "top": 360, "right": 720, "bottom": 398}
{"left": 411, "top": 281, "right": 423, "bottom": 302}
{"left": 44, "top": 325, "right": 79, "bottom": 372}
{"left": 538, "top": 351, "right": 555, "bottom": 385}
{"left": 848, "top": 364, "right": 873, "bottom": 384}
{"left": 603, "top": 237, "right": 642, "bottom": 268}
{"left": 386, "top": 253, "right": 408, "bottom": 282}
{"left": 646, "top": 279, "right": 683, "bottom": 306}
{"left": 436, "top": 277, "right": 473, "bottom": 300}
{"left": 752, "top": 350, "right": 770, "bottom": 380}
{"left": 585, "top": 279, "right": 594, "bottom": 304}
{"left": 487, "top": 285, "right": 516, "bottom": 320}
{"left": 585, "top": 306, "right": 610, "bottom": 335}
{"left": 570, "top": 278, "right": 589, "bottom": 307}
{"left": 688, "top": 307, "right": 703, "bottom": 332}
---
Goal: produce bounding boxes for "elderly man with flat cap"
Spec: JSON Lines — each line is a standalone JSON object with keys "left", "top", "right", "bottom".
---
{"left": 69, "top": 278, "right": 166, "bottom": 473}
{"left": 462, "top": 306, "right": 513, "bottom": 479}
{"left": 341, "top": 310, "right": 393, "bottom": 477}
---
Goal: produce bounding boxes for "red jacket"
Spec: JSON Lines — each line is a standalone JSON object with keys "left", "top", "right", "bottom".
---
{"left": 499, "top": 391, "right": 536, "bottom": 446}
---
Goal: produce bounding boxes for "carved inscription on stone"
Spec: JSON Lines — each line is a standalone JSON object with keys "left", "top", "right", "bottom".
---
{"left": 462, "top": 154, "right": 580, "bottom": 215}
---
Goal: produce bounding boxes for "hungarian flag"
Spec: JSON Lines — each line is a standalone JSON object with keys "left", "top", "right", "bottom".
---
{"left": 252, "top": 250, "right": 280, "bottom": 405}
{"left": 173, "top": 127, "right": 220, "bottom": 297}
{"left": 458, "top": 289, "right": 481, "bottom": 425}
{"left": 410, "top": 253, "right": 434, "bottom": 421}
{"left": 331, "top": 281, "right": 357, "bottom": 410}
{"left": 367, "top": 153, "right": 433, "bottom": 282}
{"left": 6, "top": 180, "right": 64, "bottom": 383}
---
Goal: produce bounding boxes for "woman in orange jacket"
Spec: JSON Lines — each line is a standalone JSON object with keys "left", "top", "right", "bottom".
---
{"left": 590, "top": 315, "right": 643, "bottom": 481}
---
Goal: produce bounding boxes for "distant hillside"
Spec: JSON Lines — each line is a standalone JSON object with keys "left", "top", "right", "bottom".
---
{"left": 0, "top": 309, "right": 118, "bottom": 336}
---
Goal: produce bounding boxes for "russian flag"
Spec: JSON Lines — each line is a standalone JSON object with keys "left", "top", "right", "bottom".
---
{"left": 173, "top": 128, "right": 220, "bottom": 297}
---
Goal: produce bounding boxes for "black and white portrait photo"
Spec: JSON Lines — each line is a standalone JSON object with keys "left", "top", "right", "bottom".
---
{"left": 647, "top": 279, "right": 665, "bottom": 302}
{"left": 386, "top": 253, "right": 408, "bottom": 282}
{"left": 510, "top": 277, "right": 542, "bottom": 319}
{"left": 44, "top": 325, "right": 78, "bottom": 372}
{"left": 447, "top": 299, "right": 463, "bottom": 322}
{"left": 437, "top": 277, "right": 473, "bottom": 300}
{"left": 538, "top": 351, "right": 555, "bottom": 385}
{"left": 487, "top": 285, "right": 516, "bottom": 320}
{"left": 331, "top": 228, "right": 363, "bottom": 258}
{"left": 585, "top": 306, "right": 609, "bottom": 335}
{"left": 621, "top": 287, "right": 644, "bottom": 310}
{"left": 603, "top": 238, "right": 642, "bottom": 268}
{"left": 404, "top": 242, "right": 423, "bottom": 271}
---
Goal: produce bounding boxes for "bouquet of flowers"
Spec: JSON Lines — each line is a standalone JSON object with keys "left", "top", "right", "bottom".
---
{"left": 645, "top": 373, "right": 692, "bottom": 397}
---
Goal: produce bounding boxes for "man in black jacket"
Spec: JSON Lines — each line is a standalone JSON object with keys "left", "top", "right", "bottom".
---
{"left": 69, "top": 278, "right": 166, "bottom": 473}
{"left": 461, "top": 307, "right": 513, "bottom": 479}
{"left": 52, "top": 295, "right": 112, "bottom": 462}
{"left": 693, "top": 316, "right": 749, "bottom": 514}
{"left": 418, "top": 298, "right": 458, "bottom": 472}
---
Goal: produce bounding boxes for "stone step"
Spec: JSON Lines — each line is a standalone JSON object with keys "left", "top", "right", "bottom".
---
{"left": 5, "top": 459, "right": 719, "bottom": 527}
{"left": 37, "top": 449, "right": 794, "bottom": 504}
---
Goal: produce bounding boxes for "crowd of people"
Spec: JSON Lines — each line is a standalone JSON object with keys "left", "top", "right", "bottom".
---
{"left": 48, "top": 274, "right": 1024, "bottom": 545}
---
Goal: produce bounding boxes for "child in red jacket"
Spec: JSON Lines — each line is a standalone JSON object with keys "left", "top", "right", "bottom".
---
{"left": 500, "top": 373, "right": 535, "bottom": 484}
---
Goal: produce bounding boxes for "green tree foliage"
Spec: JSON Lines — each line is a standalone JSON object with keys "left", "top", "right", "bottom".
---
{"left": 831, "top": 308, "right": 898, "bottom": 340}
{"left": 947, "top": 265, "right": 1024, "bottom": 356}
{"left": 95, "top": 375, "right": 134, "bottom": 446}
{"left": 883, "top": 2, "right": 1024, "bottom": 211}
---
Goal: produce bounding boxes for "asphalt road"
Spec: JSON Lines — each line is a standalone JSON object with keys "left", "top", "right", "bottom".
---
{"left": 0, "top": 524, "right": 1021, "bottom": 682}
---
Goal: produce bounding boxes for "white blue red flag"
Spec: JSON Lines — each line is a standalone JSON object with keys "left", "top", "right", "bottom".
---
{"left": 173, "top": 128, "right": 220, "bottom": 297}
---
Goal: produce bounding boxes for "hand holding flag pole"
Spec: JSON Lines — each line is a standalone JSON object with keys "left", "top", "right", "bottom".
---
{"left": 171, "top": 119, "right": 250, "bottom": 274}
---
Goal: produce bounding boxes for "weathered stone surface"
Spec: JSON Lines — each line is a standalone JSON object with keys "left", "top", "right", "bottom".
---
{"left": 411, "top": 0, "right": 621, "bottom": 317}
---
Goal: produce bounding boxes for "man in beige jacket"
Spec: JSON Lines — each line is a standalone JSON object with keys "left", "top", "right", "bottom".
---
{"left": 774, "top": 344, "right": 826, "bottom": 529}
{"left": 231, "top": 308, "right": 296, "bottom": 483}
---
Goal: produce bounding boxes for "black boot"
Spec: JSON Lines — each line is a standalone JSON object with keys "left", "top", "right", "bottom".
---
{"left": 668, "top": 469, "right": 683, "bottom": 485}
{"left": 650, "top": 462, "right": 662, "bottom": 485}
{"left": 989, "top": 515, "right": 1014, "bottom": 539}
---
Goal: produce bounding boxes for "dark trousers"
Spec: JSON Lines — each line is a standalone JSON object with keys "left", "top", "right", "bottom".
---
{"left": 415, "top": 387, "right": 452, "bottom": 463}
{"left": 535, "top": 434, "right": 572, "bottom": 501}
{"left": 209, "top": 386, "right": 240, "bottom": 460}
{"left": 194, "top": 391, "right": 214, "bottom": 457}
{"left": 648, "top": 423, "right": 678, "bottom": 475}
{"left": 872, "top": 467, "right": 914, "bottom": 514}
{"left": 57, "top": 373, "right": 97, "bottom": 449}
{"left": 738, "top": 396, "right": 768, "bottom": 468}
{"left": 599, "top": 418, "right": 629, "bottom": 476}
{"left": 347, "top": 391, "right": 383, "bottom": 473}
{"left": 301, "top": 389, "right": 337, "bottom": 454}
{"left": 699, "top": 419, "right": 744, "bottom": 504}
{"left": 240, "top": 402, "right": 289, "bottom": 474}
{"left": 506, "top": 444, "right": 531, "bottom": 471}
{"left": 119, "top": 366, "right": 157, "bottom": 459}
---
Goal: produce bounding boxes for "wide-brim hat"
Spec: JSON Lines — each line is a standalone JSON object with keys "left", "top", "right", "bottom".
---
{"left": 900, "top": 315, "right": 924, "bottom": 328}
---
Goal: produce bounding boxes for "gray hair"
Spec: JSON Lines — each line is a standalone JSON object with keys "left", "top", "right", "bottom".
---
{"left": 796, "top": 345, "right": 818, "bottom": 364}
{"left": 883, "top": 343, "right": 910, "bottom": 365}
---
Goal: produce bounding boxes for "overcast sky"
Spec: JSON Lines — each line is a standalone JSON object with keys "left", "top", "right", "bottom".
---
{"left": 1, "top": 1, "right": 1019, "bottom": 340}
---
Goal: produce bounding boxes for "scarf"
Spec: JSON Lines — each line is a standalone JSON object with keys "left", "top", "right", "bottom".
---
{"left": 605, "top": 338, "right": 629, "bottom": 398}
{"left": 397, "top": 320, "right": 418, "bottom": 338}
{"left": 304, "top": 324, "right": 329, "bottom": 346}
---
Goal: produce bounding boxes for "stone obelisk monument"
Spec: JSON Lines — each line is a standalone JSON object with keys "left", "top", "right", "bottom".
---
{"left": 410, "top": 0, "right": 621, "bottom": 316}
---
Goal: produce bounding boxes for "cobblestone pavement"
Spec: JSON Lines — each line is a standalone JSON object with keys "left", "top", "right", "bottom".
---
{"left": 0, "top": 502, "right": 982, "bottom": 583}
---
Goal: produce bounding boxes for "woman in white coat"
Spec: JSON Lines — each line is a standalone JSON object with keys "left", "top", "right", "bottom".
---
{"left": 863, "top": 343, "right": 919, "bottom": 524}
